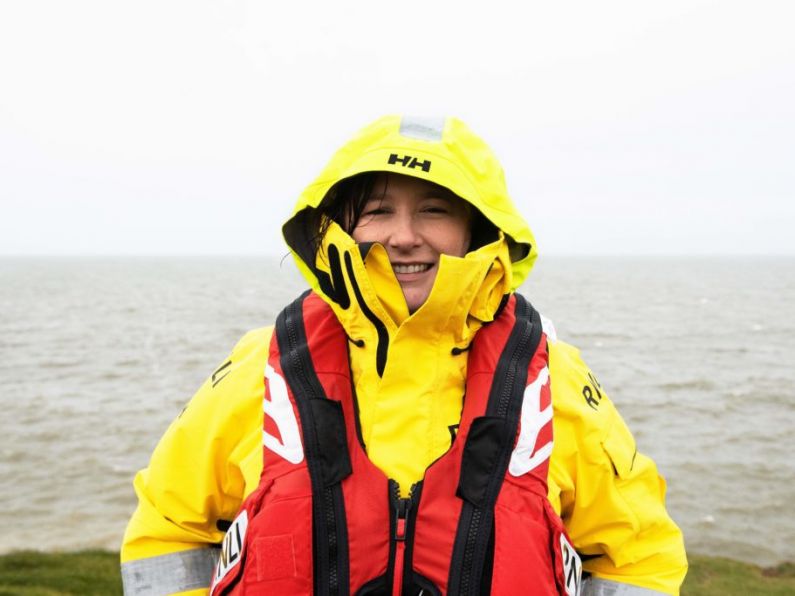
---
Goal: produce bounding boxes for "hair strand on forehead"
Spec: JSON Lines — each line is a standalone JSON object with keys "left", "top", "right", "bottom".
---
{"left": 308, "top": 172, "right": 499, "bottom": 259}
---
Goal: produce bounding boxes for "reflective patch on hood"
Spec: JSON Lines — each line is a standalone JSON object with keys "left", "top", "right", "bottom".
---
{"left": 399, "top": 116, "right": 445, "bottom": 141}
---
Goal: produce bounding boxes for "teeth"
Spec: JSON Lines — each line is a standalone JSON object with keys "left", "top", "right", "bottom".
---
{"left": 393, "top": 263, "right": 431, "bottom": 274}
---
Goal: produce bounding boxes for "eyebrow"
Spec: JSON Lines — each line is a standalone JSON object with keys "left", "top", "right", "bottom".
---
{"left": 369, "top": 191, "right": 456, "bottom": 202}
{"left": 419, "top": 191, "right": 456, "bottom": 201}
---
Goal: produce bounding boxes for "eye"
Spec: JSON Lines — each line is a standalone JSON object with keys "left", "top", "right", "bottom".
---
{"left": 361, "top": 199, "right": 391, "bottom": 217}
{"left": 421, "top": 199, "right": 452, "bottom": 215}
{"left": 362, "top": 206, "right": 389, "bottom": 217}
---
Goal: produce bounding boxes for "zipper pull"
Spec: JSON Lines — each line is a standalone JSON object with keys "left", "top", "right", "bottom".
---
{"left": 394, "top": 497, "right": 412, "bottom": 541}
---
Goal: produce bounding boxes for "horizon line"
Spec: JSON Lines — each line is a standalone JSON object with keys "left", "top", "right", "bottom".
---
{"left": 1, "top": 252, "right": 794, "bottom": 259}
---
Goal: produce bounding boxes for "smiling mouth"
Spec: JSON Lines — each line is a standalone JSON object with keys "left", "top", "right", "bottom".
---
{"left": 392, "top": 263, "right": 432, "bottom": 274}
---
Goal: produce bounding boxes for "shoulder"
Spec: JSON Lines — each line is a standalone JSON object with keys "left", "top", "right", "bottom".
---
{"left": 546, "top": 327, "right": 615, "bottom": 432}
{"left": 172, "top": 326, "right": 274, "bottom": 431}
{"left": 542, "top": 315, "right": 636, "bottom": 473}
{"left": 218, "top": 326, "right": 273, "bottom": 385}
{"left": 230, "top": 326, "right": 274, "bottom": 361}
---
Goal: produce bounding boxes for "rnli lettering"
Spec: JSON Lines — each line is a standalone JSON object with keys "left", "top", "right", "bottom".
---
{"left": 388, "top": 153, "right": 432, "bottom": 172}
{"left": 559, "top": 534, "right": 582, "bottom": 596}
{"left": 212, "top": 360, "right": 232, "bottom": 388}
{"left": 582, "top": 372, "right": 603, "bottom": 410}
{"left": 212, "top": 510, "right": 248, "bottom": 590}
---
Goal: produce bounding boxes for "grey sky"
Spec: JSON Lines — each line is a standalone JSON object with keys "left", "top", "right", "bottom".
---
{"left": 1, "top": 0, "right": 793, "bottom": 256}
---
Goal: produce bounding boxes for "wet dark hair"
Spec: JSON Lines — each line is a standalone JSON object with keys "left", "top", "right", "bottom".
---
{"left": 306, "top": 172, "right": 498, "bottom": 258}
{"left": 308, "top": 173, "right": 380, "bottom": 255}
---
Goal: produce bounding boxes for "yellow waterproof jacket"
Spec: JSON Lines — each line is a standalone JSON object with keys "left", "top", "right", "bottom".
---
{"left": 122, "top": 116, "right": 686, "bottom": 595}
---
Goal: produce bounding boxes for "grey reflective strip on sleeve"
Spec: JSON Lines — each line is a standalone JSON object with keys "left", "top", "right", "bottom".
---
{"left": 582, "top": 577, "right": 670, "bottom": 596}
{"left": 122, "top": 547, "right": 220, "bottom": 596}
{"left": 399, "top": 116, "right": 445, "bottom": 141}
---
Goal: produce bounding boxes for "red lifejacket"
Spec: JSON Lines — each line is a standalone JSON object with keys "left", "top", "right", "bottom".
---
{"left": 211, "top": 291, "right": 582, "bottom": 596}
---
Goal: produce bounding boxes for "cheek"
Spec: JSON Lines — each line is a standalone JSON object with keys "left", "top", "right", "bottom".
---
{"left": 351, "top": 221, "right": 378, "bottom": 243}
{"left": 461, "top": 227, "right": 472, "bottom": 254}
{"left": 436, "top": 222, "right": 472, "bottom": 257}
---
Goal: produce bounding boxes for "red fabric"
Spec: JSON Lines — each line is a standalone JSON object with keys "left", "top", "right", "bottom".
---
{"left": 300, "top": 294, "right": 392, "bottom": 591}
{"left": 212, "top": 293, "right": 576, "bottom": 595}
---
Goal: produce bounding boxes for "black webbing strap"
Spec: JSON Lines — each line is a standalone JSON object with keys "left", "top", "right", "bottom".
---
{"left": 448, "top": 294, "right": 543, "bottom": 595}
{"left": 275, "top": 292, "right": 352, "bottom": 596}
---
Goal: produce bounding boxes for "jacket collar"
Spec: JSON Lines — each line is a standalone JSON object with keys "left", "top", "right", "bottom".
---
{"left": 313, "top": 221, "right": 512, "bottom": 363}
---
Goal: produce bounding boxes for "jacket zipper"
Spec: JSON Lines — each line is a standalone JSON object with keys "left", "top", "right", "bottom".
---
{"left": 325, "top": 487, "right": 339, "bottom": 593}
{"left": 458, "top": 296, "right": 535, "bottom": 594}
{"left": 495, "top": 297, "right": 532, "bottom": 418}
{"left": 283, "top": 298, "right": 340, "bottom": 595}
{"left": 391, "top": 481, "right": 418, "bottom": 596}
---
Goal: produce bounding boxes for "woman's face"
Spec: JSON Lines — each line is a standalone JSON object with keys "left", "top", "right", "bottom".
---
{"left": 351, "top": 173, "right": 472, "bottom": 313}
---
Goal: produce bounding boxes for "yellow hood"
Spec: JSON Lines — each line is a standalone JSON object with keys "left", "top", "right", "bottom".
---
{"left": 283, "top": 114, "right": 538, "bottom": 293}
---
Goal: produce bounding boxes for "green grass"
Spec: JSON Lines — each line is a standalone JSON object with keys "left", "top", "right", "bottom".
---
{"left": 683, "top": 555, "right": 795, "bottom": 596}
{"left": 0, "top": 550, "right": 793, "bottom": 595}
{"left": 0, "top": 551, "right": 121, "bottom": 596}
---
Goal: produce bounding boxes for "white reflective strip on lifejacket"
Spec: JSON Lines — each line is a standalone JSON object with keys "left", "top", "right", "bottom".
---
{"left": 263, "top": 363, "right": 304, "bottom": 464}
{"left": 121, "top": 547, "right": 219, "bottom": 595}
{"left": 508, "top": 365, "right": 553, "bottom": 476}
{"left": 581, "top": 578, "right": 669, "bottom": 596}
{"left": 540, "top": 313, "right": 557, "bottom": 343}
{"left": 399, "top": 116, "right": 446, "bottom": 141}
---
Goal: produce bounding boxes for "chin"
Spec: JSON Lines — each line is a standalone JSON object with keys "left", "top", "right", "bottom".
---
{"left": 405, "top": 295, "right": 429, "bottom": 314}
{"left": 402, "top": 285, "right": 432, "bottom": 314}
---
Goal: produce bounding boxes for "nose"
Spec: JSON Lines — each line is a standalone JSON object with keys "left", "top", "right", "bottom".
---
{"left": 387, "top": 212, "right": 422, "bottom": 250}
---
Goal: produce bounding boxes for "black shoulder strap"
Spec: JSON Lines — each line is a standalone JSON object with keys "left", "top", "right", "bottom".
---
{"left": 275, "top": 292, "right": 352, "bottom": 596}
{"left": 447, "top": 293, "right": 543, "bottom": 595}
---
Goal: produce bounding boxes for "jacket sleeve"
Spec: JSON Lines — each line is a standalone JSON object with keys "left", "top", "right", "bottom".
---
{"left": 120, "top": 327, "right": 272, "bottom": 596}
{"left": 546, "top": 337, "right": 688, "bottom": 595}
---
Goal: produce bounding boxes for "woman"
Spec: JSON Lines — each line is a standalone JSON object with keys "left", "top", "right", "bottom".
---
{"left": 121, "top": 116, "right": 687, "bottom": 595}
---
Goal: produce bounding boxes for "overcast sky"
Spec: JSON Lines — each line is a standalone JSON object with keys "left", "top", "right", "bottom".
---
{"left": 1, "top": 0, "right": 793, "bottom": 256}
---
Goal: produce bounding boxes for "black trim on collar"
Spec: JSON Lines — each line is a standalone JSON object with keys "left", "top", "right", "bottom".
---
{"left": 344, "top": 250, "right": 389, "bottom": 377}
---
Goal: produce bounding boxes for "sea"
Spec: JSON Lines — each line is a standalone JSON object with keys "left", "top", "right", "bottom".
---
{"left": 1, "top": 256, "right": 793, "bottom": 567}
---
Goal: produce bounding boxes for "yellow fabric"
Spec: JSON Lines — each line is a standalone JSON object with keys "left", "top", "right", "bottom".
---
{"left": 121, "top": 329, "right": 266, "bottom": 565}
{"left": 122, "top": 327, "right": 686, "bottom": 594}
{"left": 122, "top": 115, "right": 686, "bottom": 594}
{"left": 312, "top": 222, "right": 512, "bottom": 494}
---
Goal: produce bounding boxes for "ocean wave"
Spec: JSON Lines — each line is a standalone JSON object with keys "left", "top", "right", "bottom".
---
{"left": 658, "top": 379, "right": 716, "bottom": 391}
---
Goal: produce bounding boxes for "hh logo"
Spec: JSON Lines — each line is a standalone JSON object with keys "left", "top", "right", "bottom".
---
{"left": 388, "top": 153, "right": 431, "bottom": 172}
